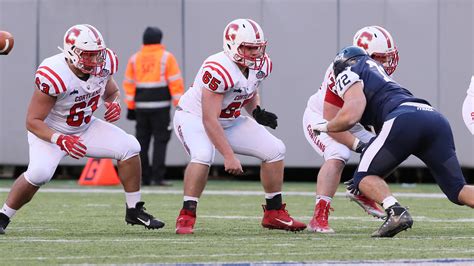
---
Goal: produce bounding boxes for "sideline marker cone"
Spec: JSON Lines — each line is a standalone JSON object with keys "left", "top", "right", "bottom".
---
{"left": 78, "top": 158, "right": 121, "bottom": 186}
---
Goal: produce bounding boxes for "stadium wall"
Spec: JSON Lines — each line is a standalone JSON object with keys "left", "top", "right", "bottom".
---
{"left": 0, "top": 0, "right": 473, "bottom": 169}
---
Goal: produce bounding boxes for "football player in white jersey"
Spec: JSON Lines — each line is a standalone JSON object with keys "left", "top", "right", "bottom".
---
{"left": 0, "top": 24, "right": 164, "bottom": 235}
{"left": 463, "top": 76, "right": 474, "bottom": 134}
{"left": 302, "top": 26, "right": 398, "bottom": 233}
{"left": 173, "top": 18, "right": 306, "bottom": 234}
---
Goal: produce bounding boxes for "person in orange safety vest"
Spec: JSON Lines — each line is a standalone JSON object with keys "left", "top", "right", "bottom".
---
{"left": 123, "top": 26, "right": 184, "bottom": 186}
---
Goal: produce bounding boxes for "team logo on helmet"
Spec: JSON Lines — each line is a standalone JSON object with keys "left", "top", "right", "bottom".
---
{"left": 65, "top": 28, "right": 81, "bottom": 46}
{"left": 225, "top": 24, "right": 239, "bottom": 42}
{"left": 356, "top": 31, "right": 373, "bottom": 50}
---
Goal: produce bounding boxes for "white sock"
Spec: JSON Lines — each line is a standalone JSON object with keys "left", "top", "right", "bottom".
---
{"left": 1, "top": 204, "right": 16, "bottom": 218}
{"left": 382, "top": 196, "right": 398, "bottom": 209}
{"left": 125, "top": 191, "right": 141, "bottom": 208}
{"left": 265, "top": 192, "right": 281, "bottom": 199}
{"left": 183, "top": 196, "right": 199, "bottom": 202}
{"left": 316, "top": 195, "right": 332, "bottom": 204}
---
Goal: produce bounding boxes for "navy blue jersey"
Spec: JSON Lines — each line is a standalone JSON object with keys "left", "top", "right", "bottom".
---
{"left": 333, "top": 55, "right": 429, "bottom": 133}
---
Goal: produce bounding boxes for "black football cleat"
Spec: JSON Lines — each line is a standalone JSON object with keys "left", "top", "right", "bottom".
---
{"left": 0, "top": 213, "right": 10, "bottom": 235}
{"left": 371, "top": 204, "right": 413, "bottom": 238}
{"left": 125, "top": 202, "right": 165, "bottom": 230}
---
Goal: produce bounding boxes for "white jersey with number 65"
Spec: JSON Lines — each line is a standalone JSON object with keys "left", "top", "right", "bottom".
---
{"left": 178, "top": 51, "right": 272, "bottom": 128}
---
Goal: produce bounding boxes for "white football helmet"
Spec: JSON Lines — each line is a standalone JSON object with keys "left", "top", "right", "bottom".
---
{"left": 353, "top": 26, "right": 399, "bottom": 75}
{"left": 223, "top": 18, "right": 267, "bottom": 70}
{"left": 62, "top": 24, "right": 106, "bottom": 75}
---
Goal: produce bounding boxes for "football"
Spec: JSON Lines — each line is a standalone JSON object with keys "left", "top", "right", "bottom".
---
{"left": 0, "top": 31, "right": 14, "bottom": 55}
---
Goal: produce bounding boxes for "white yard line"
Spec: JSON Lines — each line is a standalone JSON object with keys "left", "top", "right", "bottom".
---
{"left": 4, "top": 252, "right": 474, "bottom": 264}
{"left": 0, "top": 188, "right": 448, "bottom": 199}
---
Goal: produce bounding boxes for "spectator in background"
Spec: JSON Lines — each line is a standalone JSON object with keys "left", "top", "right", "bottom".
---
{"left": 124, "top": 26, "right": 184, "bottom": 186}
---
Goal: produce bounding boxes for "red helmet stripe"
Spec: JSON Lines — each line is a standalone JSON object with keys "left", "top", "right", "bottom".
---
{"left": 85, "top": 25, "right": 102, "bottom": 45}
{"left": 246, "top": 20, "right": 261, "bottom": 40}
{"left": 373, "top": 26, "right": 392, "bottom": 49}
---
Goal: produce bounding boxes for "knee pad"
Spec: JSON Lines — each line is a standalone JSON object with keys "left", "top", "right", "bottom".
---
{"left": 120, "top": 134, "right": 141, "bottom": 161}
{"left": 266, "top": 139, "right": 286, "bottom": 163}
{"left": 324, "top": 144, "right": 351, "bottom": 163}
{"left": 190, "top": 148, "right": 214, "bottom": 166}
{"left": 24, "top": 165, "right": 57, "bottom": 187}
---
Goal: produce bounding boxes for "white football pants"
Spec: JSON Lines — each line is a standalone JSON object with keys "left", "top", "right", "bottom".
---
{"left": 302, "top": 106, "right": 374, "bottom": 162}
{"left": 173, "top": 110, "right": 285, "bottom": 166}
{"left": 24, "top": 119, "right": 140, "bottom": 186}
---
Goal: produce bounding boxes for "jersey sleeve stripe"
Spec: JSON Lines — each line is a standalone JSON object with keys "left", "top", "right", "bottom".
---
{"left": 106, "top": 49, "right": 116, "bottom": 74}
{"left": 205, "top": 61, "right": 234, "bottom": 87}
{"left": 203, "top": 65, "right": 229, "bottom": 90}
{"left": 36, "top": 70, "right": 60, "bottom": 94}
{"left": 39, "top": 66, "right": 66, "bottom": 92}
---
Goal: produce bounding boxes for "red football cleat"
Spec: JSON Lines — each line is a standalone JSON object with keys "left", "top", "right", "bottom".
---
{"left": 346, "top": 191, "right": 386, "bottom": 219}
{"left": 175, "top": 209, "right": 196, "bottom": 234}
{"left": 308, "top": 199, "right": 334, "bottom": 233}
{"left": 261, "top": 203, "right": 307, "bottom": 232}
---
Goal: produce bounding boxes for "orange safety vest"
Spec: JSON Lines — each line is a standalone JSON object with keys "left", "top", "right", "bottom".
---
{"left": 123, "top": 44, "right": 184, "bottom": 110}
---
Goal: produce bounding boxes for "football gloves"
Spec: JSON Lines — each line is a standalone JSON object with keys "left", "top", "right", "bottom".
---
{"left": 55, "top": 134, "right": 87, "bottom": 159}
{"left": 104, "top": 101, "right": 121, "bottom": 123}
{"left": 252, "top": 105, "right": 278, "bottom": 129}
{"left": 344, "top": 178, "right": 361, "bottom": 196}
{"left": 311, "top": 121, "right": 329, "bottom": 136}
{"left": 354, "top": 140, "right": 368, "bottom": 154}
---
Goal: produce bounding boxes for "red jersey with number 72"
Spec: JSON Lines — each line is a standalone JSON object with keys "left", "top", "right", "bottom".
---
{"left": 178, "top": 51, "right": 272, "bottom": 128}
{"left": 34, "top": 48, "right": 118, "bottom": 134}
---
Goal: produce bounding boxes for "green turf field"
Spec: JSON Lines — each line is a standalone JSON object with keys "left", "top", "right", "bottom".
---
{"left": 0, "top": 179, "right": 473, "bottom": 265}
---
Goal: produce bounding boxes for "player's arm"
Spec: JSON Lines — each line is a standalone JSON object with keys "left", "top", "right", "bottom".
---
{"left": 102, "top": 77, "right": 121, "bottom": 122}
{"left": 323, "top": 101, "right": 361, "bottom": 150}
{"left": 326, "top": 81, "right": 366, "bottom": 132}
{"left": 26, "top": 89, "right": 57, "bottom": 142}
{"left": 103, "top": 77, "right": 120, "bottom": 103}
{"left": 202, "top": 89, "right": 243, "bottom": 175}
{"left": 243, "top": 92, "right": 260, "bottom": 114}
